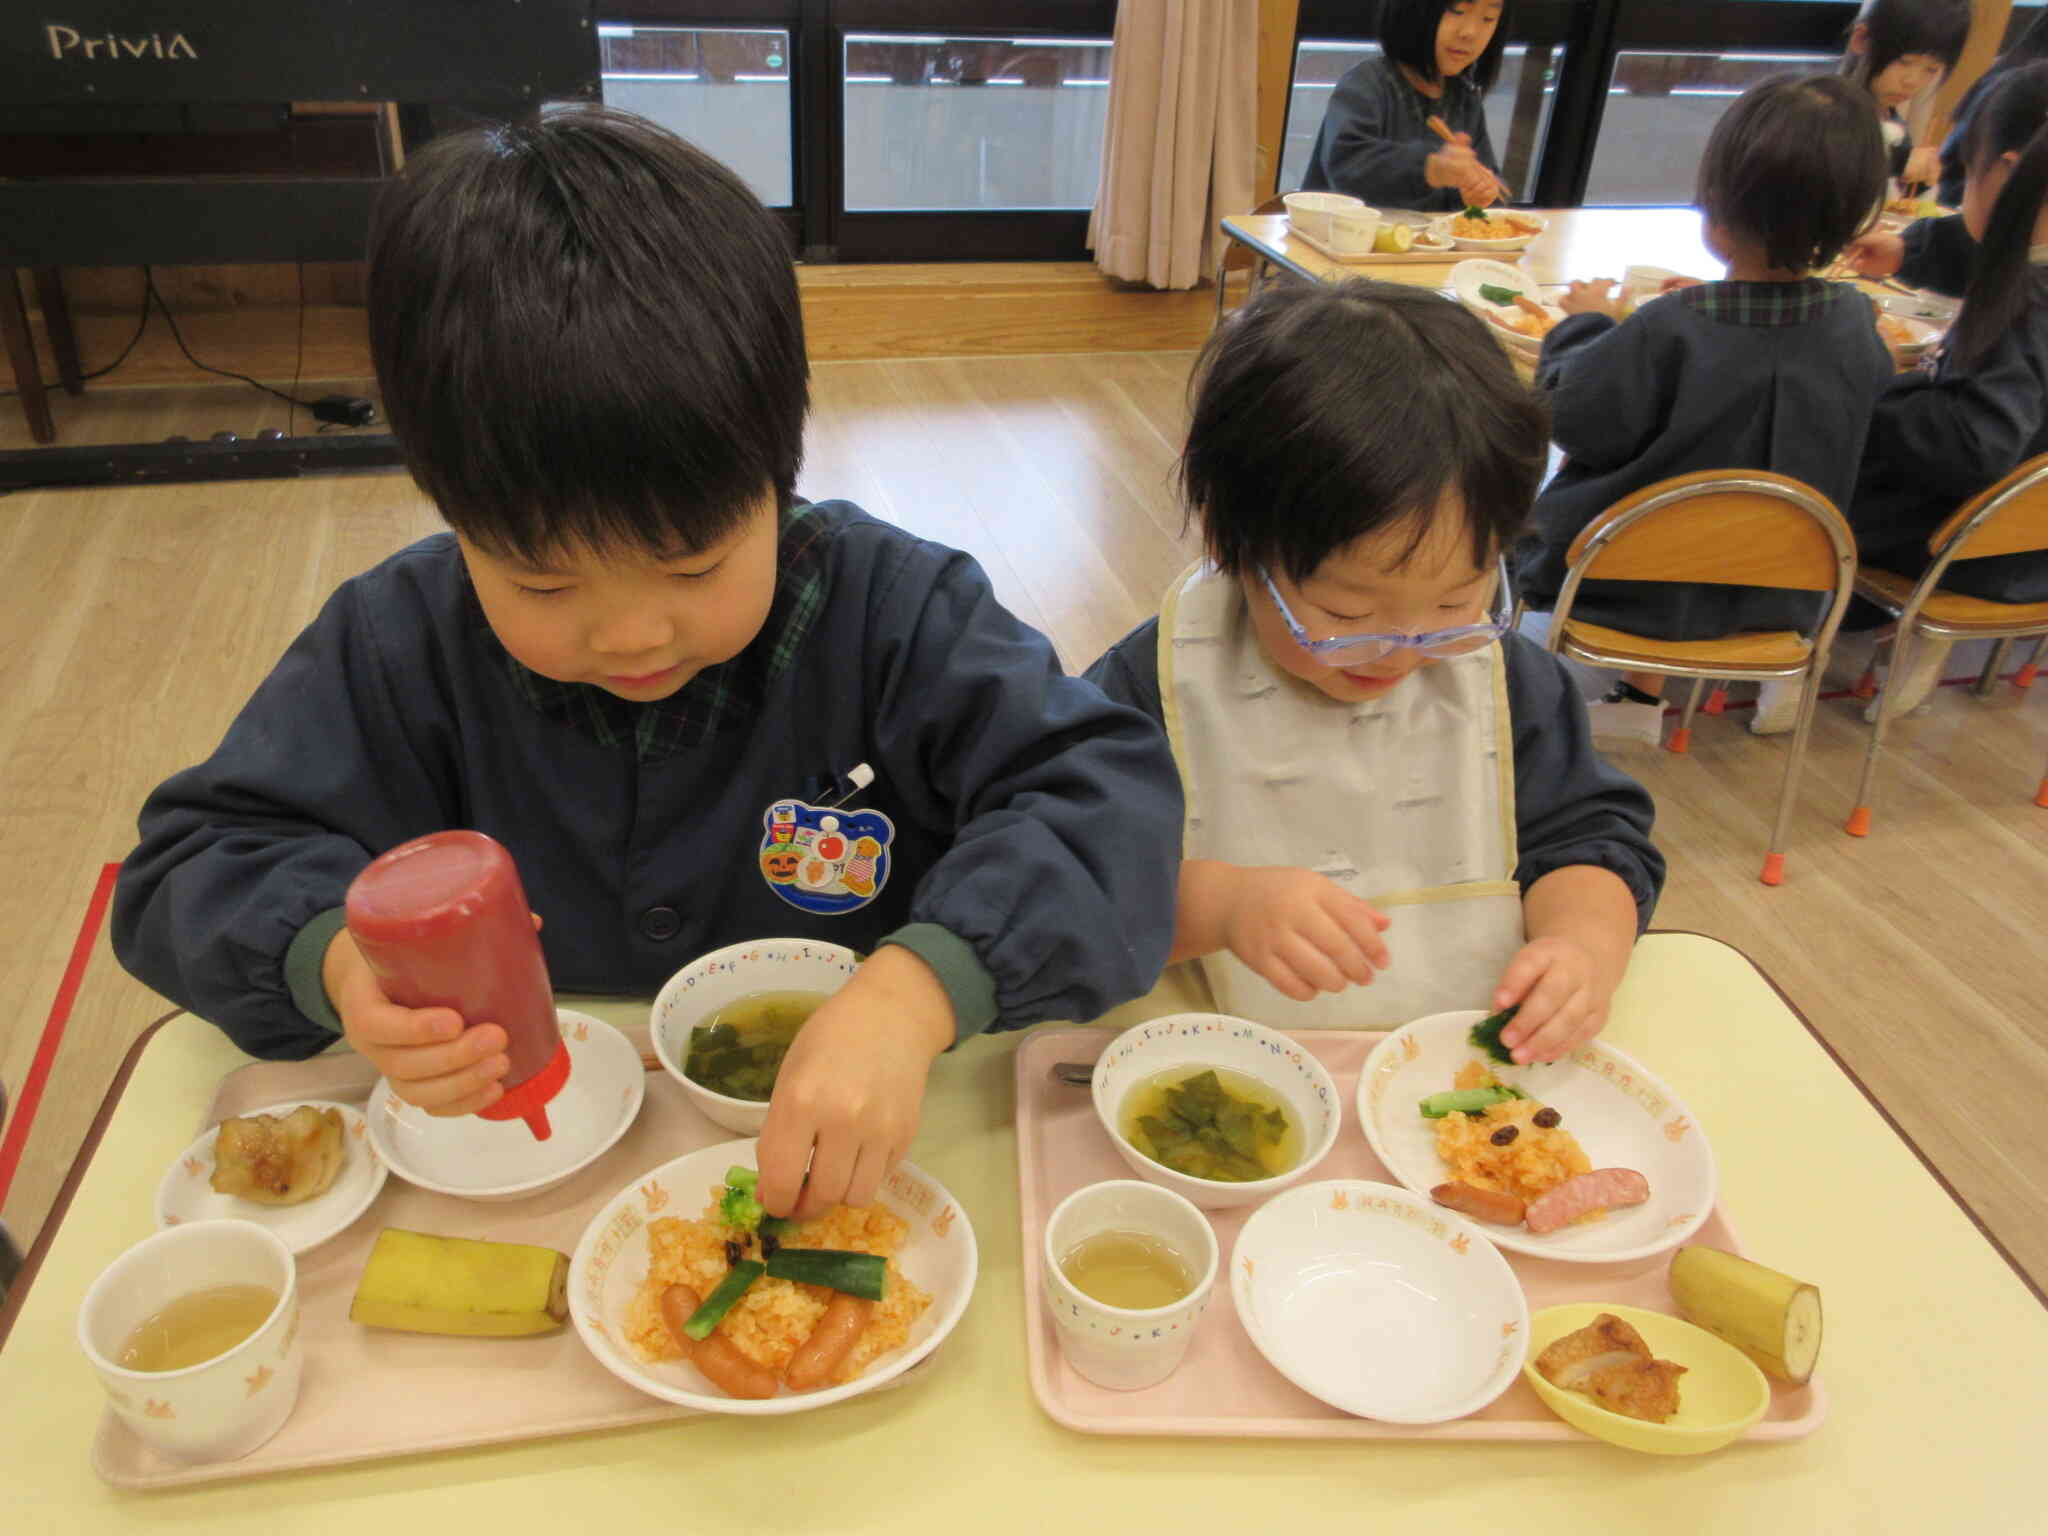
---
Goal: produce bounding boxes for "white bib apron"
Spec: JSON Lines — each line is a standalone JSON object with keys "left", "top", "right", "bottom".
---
{"left": 1158, "top": 563, "right": 1526, "bottom": 1029}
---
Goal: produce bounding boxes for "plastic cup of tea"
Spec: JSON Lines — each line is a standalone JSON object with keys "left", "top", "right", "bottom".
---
{"left": 1042, "top": 1180, "right": 1218, "bottom": 1390}
{"left": 77, "top": 1219, "right": 303, "bottom": 1463}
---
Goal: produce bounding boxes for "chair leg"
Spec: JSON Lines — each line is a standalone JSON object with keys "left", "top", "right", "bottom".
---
{"left": 1762, "top": 666, "right": 1824, "bottom": 884}
{"left": 1847, "top": 641, "right": 1909, "bottom": 837}
{"left": 1703, "top": 683, "right": 1728, "bottom": 715}
{"left": 1852, "top": 633, "right": 1891, "bottom": 700}
{"left": 1213, "top": 258, "right": 1230, "bottom": 326}
{"left": 2017, "top": 635, "right": 2046, "bottom": 690}
{"left": 1669, "top": 677, "right": 1704, "bottom": 754}
{"left": 1976, "top": 639, "right": 2010, "bottom": 698}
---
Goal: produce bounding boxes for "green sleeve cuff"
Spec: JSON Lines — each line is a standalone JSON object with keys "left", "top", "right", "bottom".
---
{"left": 285, "top": 907, "right": 350, "bottom": 1040}
{"left": 878, "top": 923, "right": 999, "bottom": 1045}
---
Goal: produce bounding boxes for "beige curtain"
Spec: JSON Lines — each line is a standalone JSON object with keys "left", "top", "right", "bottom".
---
{"left": 1088, "top": 0, "right": 1259, "bottom": 290}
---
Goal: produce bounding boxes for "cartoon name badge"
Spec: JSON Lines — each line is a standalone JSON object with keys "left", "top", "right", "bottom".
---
{"left": 759, "top": 798, "right": 895, "bottom": 915}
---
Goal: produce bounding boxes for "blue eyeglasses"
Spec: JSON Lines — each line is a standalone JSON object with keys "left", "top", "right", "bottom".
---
{"left": 1257, "top": 561, "right": 1512, "bottom": 665}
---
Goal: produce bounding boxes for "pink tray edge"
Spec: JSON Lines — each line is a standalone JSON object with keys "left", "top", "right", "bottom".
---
{"left": 1015, "top": 1026, "right": 1828, "bottom": 1445}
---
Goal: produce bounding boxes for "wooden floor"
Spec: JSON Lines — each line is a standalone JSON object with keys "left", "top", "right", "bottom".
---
{"left": 4, "top": 359, "right": 2046, "bottom": 1305}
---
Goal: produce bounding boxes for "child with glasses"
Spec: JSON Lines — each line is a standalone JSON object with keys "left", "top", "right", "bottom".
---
{"left": 1085, "top": 281, "right": 1664, "bottom": 1064}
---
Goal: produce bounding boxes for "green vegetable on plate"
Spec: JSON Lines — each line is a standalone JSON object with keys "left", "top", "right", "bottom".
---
{"left": 1418, "top": 1085, "right": 1527, "bottom": 1119}
{"left": 719, "top": 1166, "right": 791, "bottom": 1241}
{"left": 766, "top": 1247, "right": 889, "bottom": 1301}
{"left": 682, "top": 1259, "right": 765, "bottom": 1340}
{"left": 1477, "top": 283, "right": 1522, "bottom": 307}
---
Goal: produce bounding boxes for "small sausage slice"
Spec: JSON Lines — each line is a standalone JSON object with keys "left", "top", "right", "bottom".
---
{"left": 659, "top": 1284, "right": 780, "bottom": 1399}
{"left": 1430, "top": 1180, "right": 1527, "bottom": 1226}
{"left": 1525, "top": 1168, "right": 1651, "bottom": 1235}
{"left": 783, "top": 1294, "right": 876, "bottom": 1390}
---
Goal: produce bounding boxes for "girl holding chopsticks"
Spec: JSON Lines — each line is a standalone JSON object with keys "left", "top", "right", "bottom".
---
{"left": 1300, "top": 0, "right": 1511, "bottom": 212}
{"left": 1841, "top": 0, "right": 1973, "bottom": 192}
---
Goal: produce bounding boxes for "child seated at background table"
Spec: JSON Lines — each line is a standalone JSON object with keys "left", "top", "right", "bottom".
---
{"left": 1300, "top": 0, "right": 1511, "bottom": 213}
{"left": 1842, "top": 62, "right": 2048, "bottom": 715}
{"left": 1512, "top": 75, "right": 1894, "bottom": 745}
{"left": 1842, "top": 0, "right": 1973, "bottom": 190}
{"left": 110, "top": 106, "right": 1183, "bottom": 1221}
{"left": 1085, "top": 281, "right": 1663, "bottom": 1066}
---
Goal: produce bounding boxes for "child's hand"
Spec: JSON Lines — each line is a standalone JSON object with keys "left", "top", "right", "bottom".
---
{"left": 1220, "top": 866, "right": 1393, "bottom": 1002}
{"left": 756, "top": 944, "right": 954, "bottom": 1222}
{"left": 1558, "top": 278, "right": 1623, "bottom": 320}
{"left": 325, "top": 929, "right": 508, "bottom": 1115}
{"left": 1426, "top": 139, "right": 1499, "bottom": 206}
{"left": 1842, "top": 229, "right": 1905, "bottom": 278}
{"left": 1902, "top": 146, "right": 1941, "bottom": 189}
{"left": 1488, "top": 936, "right": 1612, "bottom": 1064}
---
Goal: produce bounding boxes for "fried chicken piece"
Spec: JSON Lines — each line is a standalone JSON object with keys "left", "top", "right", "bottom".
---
{"left": 1536, "top": 1312, "right": 1687, "bottom": 1423}
{"left": 1580, "top": 1356, "right": 1687, "bottom": 1423}
{"left": 210, "top": 1105, "right": 346, "bottom": 1205}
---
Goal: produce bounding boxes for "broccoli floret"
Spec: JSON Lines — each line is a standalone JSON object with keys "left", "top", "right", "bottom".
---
{"left": 719, "top": 1166, "right": 765, "bottom": 1232}
{"left": 1468, "top": 1006, "right": 1521, "bottom": 1066}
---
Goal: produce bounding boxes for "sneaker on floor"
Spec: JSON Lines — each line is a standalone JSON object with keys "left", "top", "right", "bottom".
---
{"left": 1863, "top": 637, "right": 1952, "bottom": 722}
{"left": 1584, "top": 696, "right": 1665, "bottom": 747}
{"left": 1749, "top": 679, "right": 1805, "bottom": 736}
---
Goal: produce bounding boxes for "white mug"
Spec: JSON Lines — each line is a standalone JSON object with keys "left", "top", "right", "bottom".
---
{"left": 77, "top": 1219, "right": 303, "bottom": 1463}
{"left": 1042, "top": 1180, "right": 1218, "bottom": 1391}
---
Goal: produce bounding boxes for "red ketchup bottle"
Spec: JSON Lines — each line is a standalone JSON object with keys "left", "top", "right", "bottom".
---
{"left": 343, "top": 830, "right": 571, "bottom": 1140}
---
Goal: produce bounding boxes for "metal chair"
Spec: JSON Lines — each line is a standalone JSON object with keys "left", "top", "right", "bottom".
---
{"left": 1212, "top": 195, "right": 1289, "bottom": 325}
{"left": 1845, "top": 453, "right": 2048, "bottom": 836}
{"left": 1525, "top": 469, "right": 1857, "bottom": 886}
{"left": 0, "top": 1078, "right": 19, "bottom": 1307}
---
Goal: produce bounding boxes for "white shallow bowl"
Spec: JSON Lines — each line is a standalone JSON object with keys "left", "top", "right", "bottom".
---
{"left": 1356, "top": 1009, "right": 1717, "bottom": 1263}
{"left": 368, "top": 1009, "right": 644, "bottom": 1202}
{"left": 569, "top": 1137, "right": 978, "bottom": 1415}
{"left": 1450, "top": 258, "right": 1560, "bottom": 355}
{"left": 1448, "top": 208, "right": 1546, "bottom": 251}
{"left": 1231, "top": 1179, "right": 1527, "bottom": 1423}
{"left": 156, "top": 1100, "right": 386, "bottom": 1254}
{"left": 650, "top": 939, "right": 862, "bottom": 1135}
{"left": 1090, "top": 1013, "right": 1341, "bottom": 1210}
{"left": 1281, "top": 190, "right": 1366, "bottom": 245}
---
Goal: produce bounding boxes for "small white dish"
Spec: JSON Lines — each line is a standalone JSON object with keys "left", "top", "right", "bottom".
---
{"left": 368, "top": 1009, "right": 644, "bottom": 1202}
{"left": 568, "top": 1137, "right": 978, "bottom": 1414}
{"left": 1281, "top": 190, "right": 1367, "bottom": 245}
{"left": 1448, "top": 208, "right": 1546, "bottom": 251}
{"left": 1090, "top": 1013, "right": 1340, "bottom": 1210}
{"left": 156, "top": 1100, "right": 386, "bottom": 1255}
{"left": 650, "top": 939, "right": 862, "bottom": 1136}
{"left": 1450, "top": 258, "right": 1561, "bottom": 355}
{"left": 1230, "top": 1179, "right": 1527, "bottom": 1423}
{"left": 1356, "top": 1009, "right": 1717, "bottom": 1263}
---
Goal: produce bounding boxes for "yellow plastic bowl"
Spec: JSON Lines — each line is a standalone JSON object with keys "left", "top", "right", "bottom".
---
{"left": 1523, "top": 1303, "right": 1771, "bottom": 1455}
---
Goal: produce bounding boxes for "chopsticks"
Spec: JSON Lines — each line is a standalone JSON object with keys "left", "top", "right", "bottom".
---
{"left": 1426, "top": 115, "right": 1511, "bottom": 207}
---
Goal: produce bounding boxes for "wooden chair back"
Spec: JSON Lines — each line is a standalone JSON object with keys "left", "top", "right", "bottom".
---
{"left": 1923, "top": 453, "right": 2048, "bottom": 562}
{"left": 1562, "top": 470, "right": 1849, "bottom": 592}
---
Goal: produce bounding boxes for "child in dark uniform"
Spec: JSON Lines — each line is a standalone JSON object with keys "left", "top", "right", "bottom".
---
{"left": 111, "top": 108, "right": 1183, "bottom": 1221}
{"left": 1087, "top": 282, "right": 1663, "bottom": 1067}
{"left": 1844, "top": 63, "right": 2048, "bottom": 715}
{"left": 1842, "top": 0, "right": 1972, "bottom": 189}
{"left": 1512, "top": 75, "right": 1893, "bottom": 745}
{"left": 1300, "top": 0, "right": 1510, "bottom": 212}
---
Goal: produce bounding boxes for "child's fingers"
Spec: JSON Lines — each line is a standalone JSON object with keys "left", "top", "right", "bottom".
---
{"left": 1506, "top": 972, "right": 1585, "bottom": 1063}
{"left": 399, "top": 1052, "right": 512, "bottom": 1112}
{"left": 1514, "top": 993, "right": 1597, "bottom": 1064}
{"left": 836, "top": 1137, "right": 895, "bottom": 1218}
{"left": 1321, "top": 896, "right": 1392, "bottom": 972}
{"left": 1253, "top": 949, "right": 1319, "bottom": 1003}
{"left": 378, "top": 1023, "right": 508, "bottom": 1082}
{"left": 349, "top": 1001, "right": 467, "bottom": 1049}
{"left": 1491, "top": 950, "right": 1546, "bottom": 1016}
{"left": 753, "top": 1110, "right": 813, "bottom": 1218}
{"left": 422, "top": 1081, "right": 508, "bottom": 1119}
{"left": 1275, "top": 932, "right": 1351, "bottom": 995}
{"left": 790, "top": 1127, "right": 859, "bottom": 1223}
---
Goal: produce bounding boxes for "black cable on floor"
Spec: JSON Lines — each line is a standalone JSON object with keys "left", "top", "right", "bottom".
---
{"left": 0, "top": 270, "right": 152, "bottom": 400}
{"left": 144, "top": 268, "right": 321, "bottom": 412}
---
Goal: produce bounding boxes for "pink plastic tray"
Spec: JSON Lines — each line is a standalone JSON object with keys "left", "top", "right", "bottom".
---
{"left": 1016, "top": 1027, "right": 1828, "bottom": 1441}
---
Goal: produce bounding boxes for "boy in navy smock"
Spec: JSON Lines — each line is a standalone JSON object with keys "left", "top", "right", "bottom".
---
{"left": 1512, "top": 75, "right": 1894, "bottom": 744}
{"left": 1844, "top": 63, "right": 2048, "bottom": 713}
{"left": 1300, "top": 0, "right": 1511, "bottom": 212}
{"left": 112, "top": 108, "right": 1183, "bottom": 1220}
{"left": 1087, "top": 282, "right": 1663, "bottom": 1068}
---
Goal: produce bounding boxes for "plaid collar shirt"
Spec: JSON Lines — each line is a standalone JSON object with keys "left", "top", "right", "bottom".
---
{"left": 1677, "top": 277, "right": 1849, "bottom": 327}
{"left": 491, "top": 502, "right": 831, "bottom": 762}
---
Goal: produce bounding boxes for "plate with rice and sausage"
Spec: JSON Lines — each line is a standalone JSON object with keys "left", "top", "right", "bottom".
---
{"left": 1355, "top": 1010, "right": 1716, "bottom": 1264}
{"left": 568, "top": 1138, "right": 977, "bottom": 1413}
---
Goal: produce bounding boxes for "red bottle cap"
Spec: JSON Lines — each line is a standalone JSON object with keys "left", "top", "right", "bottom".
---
{"left": 475, "top": 1037, "right": 573, "bottom": 1140}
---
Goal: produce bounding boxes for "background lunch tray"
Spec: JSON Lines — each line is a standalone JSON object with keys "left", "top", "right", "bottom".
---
{"left": 1016, "top": 1027, "right": 1828, "bottom": 1441}
{"left": 92, "top": 1024, "right": 923, "bottom": 1489}
{"left": 1284, "top": 221, "right": 1467, "bottom": 266}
